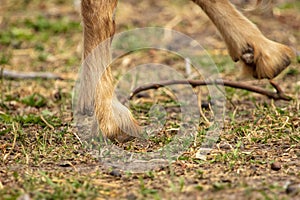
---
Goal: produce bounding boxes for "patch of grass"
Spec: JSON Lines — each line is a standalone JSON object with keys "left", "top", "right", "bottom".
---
{"left": 0, "top": 52, "right": 11, "bottom": 65}
{"left": 21, "top": 93, "right": 47, "bottom": 108}
{"left": 278, "top": 1, "right": 300, "bottom": 10}
{"left": 139, "top": 176, "right": 160, "bottom": 198}
{"left": 14, "top": 114, "right": 45, "bottom": 127}
{"left": 0, "top": 111, "right": 61, "bottom": 129}
{"left": 286, "top": 68, "right": 299, "bottom": 76}
{"left": 24, "top": 15, "right": 81, "bottom": 34}
{"left": 0, "top": 27, "right": 34, "bottom": 47}
{"left": 1, "top": 171, "right": 100, "bottom": 200}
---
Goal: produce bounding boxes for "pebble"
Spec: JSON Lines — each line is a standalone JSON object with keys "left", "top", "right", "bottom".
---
{"left": 109, "top": 169, "right": 122, "bottom": 177}
{"left": 126, "top": 193, "right": 137, "bottom": 200}
{"left": 286, "top": 183, "right": 300, "bottom": 195}
{"left": 270, "top": 162, "right": 281, "bottom": 171}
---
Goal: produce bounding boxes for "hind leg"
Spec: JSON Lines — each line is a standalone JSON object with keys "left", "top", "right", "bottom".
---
{"left": 192, "top": 0, "right": 294, "bottom": 79}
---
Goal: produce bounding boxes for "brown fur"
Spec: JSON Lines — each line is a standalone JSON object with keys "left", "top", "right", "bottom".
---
{"left": 192, "top": 0, "right": 294, "bottom": 79}
{"left": 79, "top": 0, "right": 294, "bottom": 142}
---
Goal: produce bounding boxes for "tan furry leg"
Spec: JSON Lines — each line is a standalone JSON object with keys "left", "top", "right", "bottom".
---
{"left": 80, "top": 0, "right": 140, "bottom": 142}
{"left": 192, "top": 0, "right": 294, "bottom": 79}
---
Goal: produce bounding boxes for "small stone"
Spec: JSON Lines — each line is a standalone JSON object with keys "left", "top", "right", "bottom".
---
{"left": 286, "top": 184, "right": 300, "bottom": 195}
{"left": 271, "top": 162, "right": 281, "bottom": 171}
{"left": 109, "top": 169, "right": 122, "bottom": 177}
{"left": 126, "top": 193, "right": 137, "bottom": 200}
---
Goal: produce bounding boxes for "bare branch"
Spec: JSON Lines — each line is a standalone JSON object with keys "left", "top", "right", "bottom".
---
{"left": 129, "top": 79, "right": 292, "bottom": 101}
{"left": 1, "top": 69, "right": 64, "bottom": 80}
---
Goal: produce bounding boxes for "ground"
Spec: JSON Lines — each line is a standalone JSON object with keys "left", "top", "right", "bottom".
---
{"left": 0, "top": 0, "right": 300, "bottom": 199}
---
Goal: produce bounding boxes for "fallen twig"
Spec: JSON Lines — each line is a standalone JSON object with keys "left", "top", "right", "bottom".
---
{"left": 40, "top": 115, "right": 55, "bottom": 130}
{"left": 1, "top": 69, "right": 63, "bottom": 80}
{"left": 129, "top": 79, "right": 292, "bottom": 101}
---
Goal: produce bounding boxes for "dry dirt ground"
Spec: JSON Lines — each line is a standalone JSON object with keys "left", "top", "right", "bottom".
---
{"left": 0, "top": 0, "right": 300, "bottom": 199}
